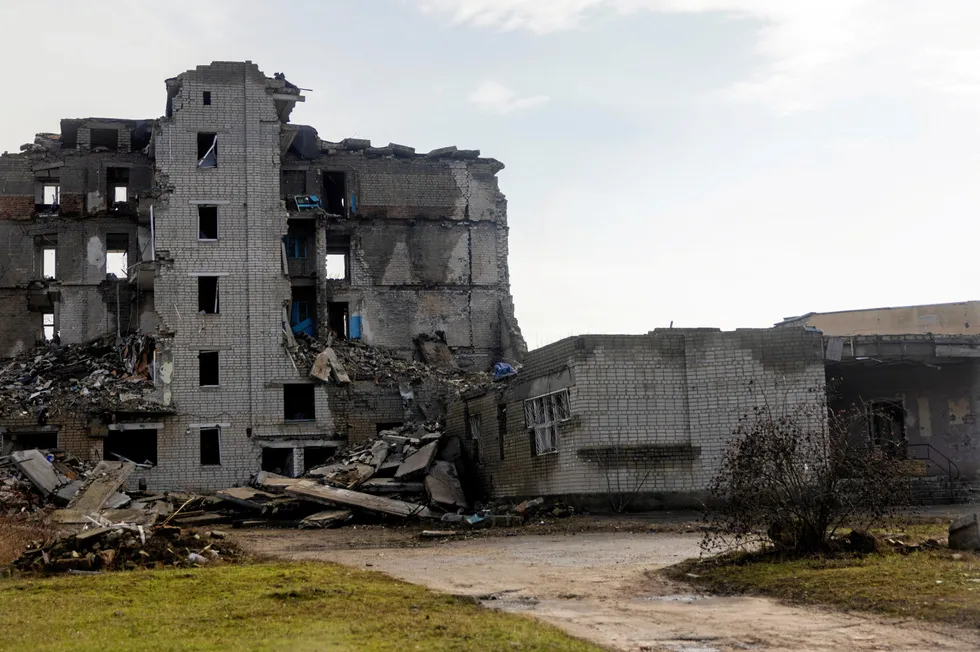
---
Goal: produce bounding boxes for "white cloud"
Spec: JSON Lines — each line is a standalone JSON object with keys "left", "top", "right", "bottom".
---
{"left": 467, "top": 81, "right": 550, "bottom": 114}
{"left": 417, "top": 0, "right": 980, "bottom": 113}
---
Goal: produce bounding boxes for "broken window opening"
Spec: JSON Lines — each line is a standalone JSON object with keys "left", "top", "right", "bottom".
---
{"left": 198, "top": 206, "right": 219, "bottom": 240}
{"left": 105, "top": 233, "right": 129, "bottom": 278}
{"left": 200, "top": 427, "right": 221, "bottom": 465}
{"left": 41, "top": 184, "right": 60, "bottom": 210}
{"left": 1, "top": 431, "right": 58, "bottom": 456}
{"left": 198, "top": 276, "right": 219, "bottom": 314}
{"left": 198, "top": 350, "right": 220, "bottom": 386}
{"left": 90, "top": 128, "right": 118, "bottom": 151}
{"left": 104, "top": 429, "right": 158, "bottom": 466}
{"left": 325, "top": 236, "right": 350, "bottom": 281}
{"left": 322, "top": 171, "right": 347, "bottom": 215}
{"left": 326, "top": 301, "right": 349, "bottom": 340}
{"left": 197, "top": 133, "right": 217, "bottom": 168}
{"left": 262, "top": 447, "right": 293, "bottom": 476}
{"left": 283, "top": 235, "right": 308, "bottom": 259}
{"left": 203, "top": 91, "right": 212, "bottom": 106}
{"left": 107, "top": 167, "right": 130, "bottom": 208}
{"left": 283, "top": 384, "right": 315, "bottom": 422}
{"left": 42, "top": 312, "right": 55, "bottom": 342}
{"left": 41, "top": 247, "right": 56, "bottom": 280}
{"left": 868, "top": 399, "right": 906, "bottom": 453}
{"left": 303, "top": 446, "right": 332, "bottom": 471}
{"left": 290, "top": 286, "right": 317, "bottom": 337}
{"left": 524, "top": 389, "right": 570, "bottom": 456}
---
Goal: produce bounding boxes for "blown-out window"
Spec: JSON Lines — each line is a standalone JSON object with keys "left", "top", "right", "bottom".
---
{"left": 523, "top": 389, "right": 570, "bottom": 456}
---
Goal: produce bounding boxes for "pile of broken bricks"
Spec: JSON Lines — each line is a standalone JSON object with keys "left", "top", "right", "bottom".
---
{"left": 0, "top": 332, "right": 164, "bottom": 419}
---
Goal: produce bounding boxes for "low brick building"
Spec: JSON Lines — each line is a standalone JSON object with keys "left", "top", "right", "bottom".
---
{"left": 448, "top": 328, "right": 827, "bottom": 509}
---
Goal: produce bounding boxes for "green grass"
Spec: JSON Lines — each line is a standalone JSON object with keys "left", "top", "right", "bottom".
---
{"left": 670, "top": 549, "right": 980, "bottom": 628}
{"left": 0, "top": 562, "right": 601, "bottom": 652}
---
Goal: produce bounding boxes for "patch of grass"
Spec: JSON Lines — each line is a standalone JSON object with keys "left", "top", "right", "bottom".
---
{"left": 669, "top": 548, "right": 980, "bottom": 628}
{"left": 0, "top": 562, "right": 601, "bottom": 651}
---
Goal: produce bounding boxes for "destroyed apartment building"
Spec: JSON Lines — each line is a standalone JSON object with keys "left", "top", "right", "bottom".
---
{"left": 0, "top": 61, "right": 526, "bottom": 491}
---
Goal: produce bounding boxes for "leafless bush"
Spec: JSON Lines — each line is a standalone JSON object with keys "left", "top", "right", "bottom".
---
{"left": 702, "top": 389, "right": 912, "bottom": 556}
{"left": 0, "top": 515, "right": 56, "bottom": 567}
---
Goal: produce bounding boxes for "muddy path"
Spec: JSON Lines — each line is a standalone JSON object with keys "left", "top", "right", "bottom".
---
{"left": 237, "top": 529, "right": 980, "bottom": 652}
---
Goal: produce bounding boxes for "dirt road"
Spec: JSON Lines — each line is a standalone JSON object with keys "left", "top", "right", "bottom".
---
{"left": 238, "top": 529, "right": 980, "bottom": 652}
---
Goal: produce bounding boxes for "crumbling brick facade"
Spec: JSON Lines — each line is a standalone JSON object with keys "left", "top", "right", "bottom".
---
{"left": 0, "top": 61, "right": 526, "bottom": 491}
{"left": 449, "top": 328, "right": 826, "bottom": 509}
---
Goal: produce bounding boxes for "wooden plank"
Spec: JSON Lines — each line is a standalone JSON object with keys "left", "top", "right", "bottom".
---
{"left": 68, "top": 461, "right": 136, "bottom": 514}
{"left": 172, "top": 513, "right": 231, "bottom": 526}
{"left": 11, "top": 449, "right": 64, "bottom": 496}
{"left": 394, "top": 441, "right": 439, "bottom": 479}
{"left": 285, "top": 480, "right": 439, "bottom": 519}
{"left": 424, "top": 461, "right": 468, "bottom": 509}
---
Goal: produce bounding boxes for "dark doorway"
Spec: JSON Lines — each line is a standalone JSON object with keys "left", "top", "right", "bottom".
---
{"left": 322, "top": 171, "right": 347, "bottom": 215}
{"left": 868, "top": 400, "right": 906, "bottom": 453}
{"left": 261, "top": 447, "right": 293, "bottom": 476}
{"left": 303, "top": 447, "right": 333, "bottom": 471}
{"left": 105, "top": 429, "right": 158, "bottom": 466}
{"left": 326, "top": 301, "right": 349, "bottom": 339}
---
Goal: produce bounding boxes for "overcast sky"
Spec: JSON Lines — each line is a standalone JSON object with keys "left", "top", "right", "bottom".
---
{"left": 3, "top": 1, "right": 979, "bottom": 349}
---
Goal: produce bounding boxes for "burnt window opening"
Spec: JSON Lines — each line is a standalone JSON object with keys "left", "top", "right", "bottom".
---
{"left": 42, "top": 312, "right": 55, "bottom": 342}
{"left": 107, "top": 167, "right": 130, "bottom": 205}
{"left": 322, "top": 171, "right": 347, "bottom": 215}
{"left": 203, "top": 91, "right": 212, "bottom": 106}
{"left": 199, "top": 350, "right": 220, "bottom": 386}
{"left": 283, "top": 384, "right": 315, "bottom": 422}
{"left": 326, "top": 301, "right": 349, "bottom": 340}
{"left": 105, "top": 429, "right": 158, "bottom": 466}
{"left": 105, "top": 233, "right": 129, "bottom": 278}
{"left": 281, "top": 170, "right": 307, "bottom": 199}
{"left": 200, "top": 427, "right": 220, "bottom": 465}
{"left": 198, "top": 276, "right": 220, "bottom": 314}
{"left": 325, "top": 235, "right": 351, "bottom": 280}
{"left": 375, "top": 422, "right": 403, "bottom": 434}
{"left": 90, "top": 128, "right": 118, "bottom": 151}
{"left": 868, "top": 399, "right": 906, "bottom": 452}
{"left": 303, "top": 446, "right": 333, "bottom": 472}
{"left": 290, "top": 286, "right": 316, "bottom": 337}
{"left": 197, "top": 133, "right": 217, "bottom": 168}
{"left": 198, "top": 206, "right": 219, "bottom": 240}
{"left": 262, "top": 447, "right": 293, "bottom": 476}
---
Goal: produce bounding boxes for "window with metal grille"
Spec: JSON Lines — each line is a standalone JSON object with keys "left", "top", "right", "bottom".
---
{"left": 523, "top": 389, "right": 570, "bottom": 455}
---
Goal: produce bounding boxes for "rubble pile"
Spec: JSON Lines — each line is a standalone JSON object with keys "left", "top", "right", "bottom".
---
{"left": 0, "top": 449, "right": 91, "bottom": 514}
{"left": 0, "top": 332, "right": 164, "bottom": 418}
{"left": 14, "top": 524, "right": 243, "bottom": 573}
{"left": 293, "top": 333, "right": 494, "bottom": 394}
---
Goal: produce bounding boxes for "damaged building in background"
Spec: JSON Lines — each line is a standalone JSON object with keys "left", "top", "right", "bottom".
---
{"left": 0, "top": 61, "right": 526, "bottom": 491}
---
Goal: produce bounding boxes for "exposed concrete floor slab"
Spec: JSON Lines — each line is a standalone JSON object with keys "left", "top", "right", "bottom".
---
{"left": 238, "top": 529, "right": 980, "bottom": 652}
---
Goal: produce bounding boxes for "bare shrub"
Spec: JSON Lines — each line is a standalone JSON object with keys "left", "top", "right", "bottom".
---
{"left": 702, "top": 390, "right": 913, "bottom": 556}
{"left": 0, "top": 515, "right": 56, "bottom": 567}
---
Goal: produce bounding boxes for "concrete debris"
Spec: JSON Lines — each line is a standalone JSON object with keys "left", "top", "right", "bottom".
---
{"left": 13, "top": 522, "right": 243, "bottom": 574}
{"left": 67, "top": 461, "right": 136, "bottom": 514}
{"left": 0, "top": 332, "right": 164, "bottom": 419}
{"left": 10, "top": 449, "right": 64, "bottom": 496}
{"left": 286, "top": 480, "right": 440, "bottom": 519}
{"left": 293, "top": 333, "right": 492, "bottom": 394}
{"left": 299, "top": 509, "right": 352, "bottom": 529}
{"left": 949, "top": 513, "right": 980, "bottom": 551}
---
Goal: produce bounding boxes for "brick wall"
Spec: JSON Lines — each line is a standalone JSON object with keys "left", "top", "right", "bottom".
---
{"left": 454, "top": 328, "right": 826, "bottom": 509}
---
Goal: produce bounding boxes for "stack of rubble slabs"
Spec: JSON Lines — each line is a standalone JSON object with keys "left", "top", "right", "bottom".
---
{"left": 242, "top": 422, "right": 469, "bottom": 527}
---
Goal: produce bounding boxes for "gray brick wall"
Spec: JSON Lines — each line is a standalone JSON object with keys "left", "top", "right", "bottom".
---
{"left": 455, "top": 328, "right": 826, "bottom": 508}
